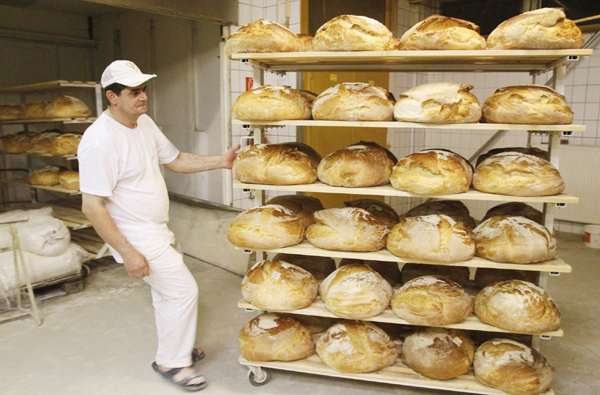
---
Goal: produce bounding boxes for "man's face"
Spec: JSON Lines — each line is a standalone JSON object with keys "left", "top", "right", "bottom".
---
{"left": 115, "top": 83, "right": 148, "bottom": 117}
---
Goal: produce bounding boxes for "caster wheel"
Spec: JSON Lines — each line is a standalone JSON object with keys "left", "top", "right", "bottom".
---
{"left": 248, "top": 369, "right": 271, "bottom": 386}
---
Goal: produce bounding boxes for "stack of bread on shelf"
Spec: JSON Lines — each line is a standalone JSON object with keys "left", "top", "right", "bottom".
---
{"left": 0, "top": 95, "right": 91, "bottom": 121}
{"left": 29, "top": 165, "right": 79, "bottom": 191}
{"left": 0, "top": 130, "right": 82, "bottom": 157}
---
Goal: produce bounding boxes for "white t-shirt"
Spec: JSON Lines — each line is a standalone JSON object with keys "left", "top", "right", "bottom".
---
{"left": 78, "top": 112, "right": 180, "bottom": 263}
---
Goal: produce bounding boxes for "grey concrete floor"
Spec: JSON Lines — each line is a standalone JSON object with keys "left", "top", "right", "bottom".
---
{"left": 0, "top": 232, "right": 598, "bottom": 395}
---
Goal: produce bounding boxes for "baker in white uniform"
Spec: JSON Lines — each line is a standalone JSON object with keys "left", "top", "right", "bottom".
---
{"left": 78, "top": 60, "right": 238, "bottom": 391}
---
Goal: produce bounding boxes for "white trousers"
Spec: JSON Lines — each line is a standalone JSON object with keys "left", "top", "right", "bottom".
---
{"left": 143, "top": 243, "right": 199, "bottom": 368}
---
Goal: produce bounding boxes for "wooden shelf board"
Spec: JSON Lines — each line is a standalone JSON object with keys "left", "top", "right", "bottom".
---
{"left": 0, "top": 117, "right": 96, "bottom": 125}
{"left": 2, "top": 152, "right": 77, "bottom": 160}
{"left": 0, "top": 80, "right": 98, "bottom": 94}
{"left": 0, "top": 178, "right": 80, "bottom": 195}
{"left": 233, "top": 182, "right": 579, "bottom": 205}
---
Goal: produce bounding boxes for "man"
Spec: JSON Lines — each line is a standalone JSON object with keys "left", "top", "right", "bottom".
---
{"left": 78, "top": 60, "right": 239, "bottom": 391}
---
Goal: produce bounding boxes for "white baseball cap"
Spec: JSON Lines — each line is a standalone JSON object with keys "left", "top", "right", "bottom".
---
{"left": 101, "top": 60, "right": 157, "bottom": 88}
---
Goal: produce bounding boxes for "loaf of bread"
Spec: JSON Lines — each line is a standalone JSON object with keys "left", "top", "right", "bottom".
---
{"left": 475, "top": 280, "right": 561, "bottom": 333}
{"left": 488, "top": 8, "right": 584, "bottom": 50}
{"left": 29, "top": 165, "right": 62, "bottom": 186}
{"left": 311, "top": 15, "right": 394, "bottom": 51}
{"left": 312, "top": 83, "right": 394, "bottom": 121}
{"left": 402, "top": 328, "right": 475, "bottom": 380}
{"left": 482, "top": 202, "right": 544, "bottom": 225}
{"left": 474, "top": 268, "right": 538, "bottom": 289}
{"left": 44, "top": 96, "right": 91, "bottom": 119}
{"left": 297, "top": 34, "right": 313, "bottom": 51}
{"left": 482, "top": 85, "right": 573, "bottom": 125}
{"left": 58, "top": 170, "right": 79, "bottom": 191}
{"left": 319, "top": 264, "right": 392, "bottom": 319}
{"left": 404, "top": 200, "right": 476, "bottom": 231}
{"left": 474, "top": 152, "right": 565, "bottom": 196}
{"left": 239, "top": 314, "right": 315, "bottom": 362}
{"left": 394, "top": 83, "right": 482, "bottom": 123}
{"left": 3, "top": 132, "right": 39, "bottom": 154}
{"left": 344, "top": 199, "right": 399, "bottom": 230}
{"left": 50, "top": 133, "right": 82, "bottom": 156}
{"left": 232, "top": 85, "right": 312, "bottom": 121}
{"left": 0, "top": 104, "right": 24, "bottom": 121}
{"left": 23, "top": 101, "right": 49, "bottom": 119}
{"left": 297, "top": 90, "right": 318, "bottom": 108}
{"left": 26, "top": 130, "right": 60, "bottom": 154}
{"left": 242, "top": 260, "right": 318, "bottom": 310}
{"left": 387, "top": 215, "right": 475, "bottom": 263}
{"left": 399, "top": 15, "right": 486, "bottom": 50}
{"left": 306, "top": 208, "right": 389, "bottom": 252}
{"left": 0, "top": 134, "right": 14, "bottom": 151}
{"left": 400, "top": 263, "right": 470, "bottom": 287}
{"left": 474, "top": 339, "right": 554, "bottom": 395}
{"left": 227, "top": 205, "right": 305, "bottom": 249}
{"left": 271, "top": 253, "right": 335, "bottom": 281}
{"left": 476, "top": 146, "right": 548, "bottom": 168}
{"left": 339, "top": 259, "right": 401, "bottom": 288}
{"left": 318, "top": 141, "right": 397, "bottom": 187}
{"left": 266, "top": 195, "right": 323, "bottom": 228}
{"left": 390, "top": 149, "right": 473, "bottom": 195}
{"left": 391, "top": 275, "right": 473, "bottom": 326}
{"left": 225, "top": 19, "right": 302, "bottom": 58}
{"left": 316, "top": 321, "right": 397, "bottom": 373}
{"left": 233, "top": 143, "right": 320, "bottom": 185}
{"left": 281, "top": 314, "right": 338, "bottom": 334}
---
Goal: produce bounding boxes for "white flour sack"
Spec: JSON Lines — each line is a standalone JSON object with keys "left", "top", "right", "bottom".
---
{"left": 16, "top": 216, "right": 70, "bottom": 256}
{"left": 0, "top": 208, "right": 57, "bottom": 252}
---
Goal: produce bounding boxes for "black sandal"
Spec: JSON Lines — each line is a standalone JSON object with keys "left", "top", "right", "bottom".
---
{"left": 151, "top": 362, "right": 207, "bottom": 392}
{"left": 192, "top": 348, "right": 205, "bottom": 363}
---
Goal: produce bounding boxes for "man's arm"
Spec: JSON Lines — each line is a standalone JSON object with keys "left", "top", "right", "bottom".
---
{"left": 81, "top": 193, "right": 150, "bottom": 279}
{"left": 163, "top": 144, "right": 240, "bottom": 174}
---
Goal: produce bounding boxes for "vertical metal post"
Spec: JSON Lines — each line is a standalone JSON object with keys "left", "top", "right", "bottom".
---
{"left": 251, "top": 65, "right": 266, "bottom": 262}
{"left": 220, "top": 25, "right": 233, "bottom": 206}
{"left": 94, "top": 83, "right": 103, "bottom": 117}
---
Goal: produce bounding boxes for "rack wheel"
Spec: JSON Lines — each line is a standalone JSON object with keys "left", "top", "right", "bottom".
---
{"left": 248, "top": 369, "right": 271, "bottom": 386}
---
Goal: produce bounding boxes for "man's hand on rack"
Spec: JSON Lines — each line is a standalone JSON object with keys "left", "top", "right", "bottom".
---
{"left": 122, "top": 249, "right": 150, "bottom": 279}
{"left": 218, "top": 144, "right": 241, "bottom": 170}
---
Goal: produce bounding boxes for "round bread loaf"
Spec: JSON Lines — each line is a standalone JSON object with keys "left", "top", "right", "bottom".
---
{"left": 3, "top": 132, "right": 39, "bottom": 154}
{"left": 311, "top": 15, "right": 394, "bottom": 51}
{"left": 488, "top": 8, "right": 584, "bottom": 50}
{"left": 281, "top": 314, "right": 338, "bottom": 334}
{"left": 473, "top": 152, "right": 565, "bottom": 196}
{"left": 400, "top": 263, "right": 470, "bottom": 287}
{"left": 391, "top": 149, "right": 473, "bottom": 195}
{"left": 297, "top": 34, "right": 313, "bottom": 51}
{"left": 266, "top": 195, "right": 323, "bottom": 228}
{"left": 306, "top": 208, "right": 389, "bottom": 252}
{"left": 225, "top": 19, "right": 302, "bottom": 58}
{"left": 394, "top": 83, "right": 482, "bottom": 123}
{"left": 473, "top": 215, "right": 557, "bottom": 264}
{"left": 58, "top": 170, "right": 79, "bottom": 191}
{"left": 476, "top": 146, "right": 547, "bottom": 168}
{"left": 26, "top": 130, "right": 60, "bottom": 154}
{"left": 44, "top": 95, "right": 91, "bottom": 119}
{"left": 482, "top": 202, "right": 543, "bottom": 225}
{"left": 0, "top": 134, "right": 14, "bottom": 151}
{"left": 399, "top": 15, "right": 486, "bottom": 50}
{"left": 391, "top": 275, "right": 473, "bottom": 326}
{"left": 239, "top": 313, "right": 315, "bottom": 362}
{"left": 482, "top": 85, "right": 573, "bottom": 124}
{"left": 297, "top": 89, "right": 318, "bottom": 109}
{"left": 312, "top": 83, "right": 394, "bottom": 121}
{"left": 242, "top": 260, "right": 318, "bottom": 310}
{"left": 474, "top": 280, "right": 560, "bottom": 333}
{"left": 318, "top": 142, "right": 396, "bottom": 187}
{"left": 50, "top": 133, "right": 82, "bottom": 156}
{"left": 319, "top": 264, "right": 392, "bottom": 319}
{"left": 339, "top": 259, "right": 401, "bottom": 288}
{"left": 474, "top": 268, "right": 538, "bottom": 289}
{"left": 23, "top": 101, "right": 49, "bottom": 119}
{"left": 232, "top": 85, "right": 311, "bottom": 121}
{"left": 387, "top": 215, "right": 475, "bottom": 263}
{"left": 474, "top": 339, "right": 554, "bottom": 395}
{"left": 316, "top": 321, "right": 397, "bottom": 373}
{"left": 29, "top": 165, "right": 62, "bottom": 186}
{"left": 402, "top": 328, "right": 475, "bottom": 380}
{"left": 404, "top": 200, "right": 476, "bottom": 231}
{"left": 233, "top": 143, "right": 320, "bottom": 185}
{"left": 0, "top": 104, "right": 24, "bottom": 121}
{"left": 344, "top": 199, "right": 399, "bottom": 230}
{"left": 271, "top": 253, "right": 335, "bottom": 281}
{"left": 227, "top": 205, "right": 305, "bottom": 249}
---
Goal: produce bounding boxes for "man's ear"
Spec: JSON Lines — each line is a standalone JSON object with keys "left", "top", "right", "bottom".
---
{"left": 106, "top": 90, "right": 118, "bottom": 106}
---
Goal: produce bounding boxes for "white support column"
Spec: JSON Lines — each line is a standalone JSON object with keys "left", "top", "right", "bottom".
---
{"left": 251, "top": 65, "right": 266, "bottom": 262}
{"left": 220, "top": 25, "right": 233, "bottom": 206}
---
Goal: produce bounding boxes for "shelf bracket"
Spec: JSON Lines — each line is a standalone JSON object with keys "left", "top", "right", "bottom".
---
{"left": 562, "top": 131, "right": 573, "bottom": 137}
{"left": 243, "top": 249, "right": 253, "bottom": 254}
{"left": 556, "top": 203, "right": 567, "bottom": 208}
{"left": 550, "top": 272, "right": 560, "bottom": 277}
{"left": 540, "top": 335, "right": 552, "bottom": 340}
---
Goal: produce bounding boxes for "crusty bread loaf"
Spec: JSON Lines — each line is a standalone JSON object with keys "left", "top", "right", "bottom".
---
{"left": 266, "top": 195, "right": 323, "bottom": 228}
{"left": 0, "top": 104, "right": 24, "bottom": 121}
{"left": 50, "top": 133, "right": 82, "bottom": 156}
{"left": 482, "top": 202, "right": 544, "bottom": 225}
{"left": 3, "top": 132, "right": 39, "bottom": 154}
{"left": 58, "top": 170, "right": 79, "bottom": 191}
{"left": 473, "top": 215, "right": 557, "bottom": 264}
{"left": 482, "top": 85, "right": 573, "bottom": 125}
{"left": 0, "top": 134, "right": 13, "bottom": 151}
{"left": 387, "top": 215, "right": 475, "bottom": 263}
{"left": 242, "top": 260, "right": 318, "bottom": 310}
{"left": 344, "top": 199, "right": 399, "bottom": 230}
{"left": 402, "top": 328, "right": 475, "bottom": 380}
{"left": 311, "top": 15, "right": 394, "bottom": 51}
{"left": 316, "top": 321, "right": 397, "bottom": 373}
{"left": 281, "top": 314, "right": 338, "bottom": 335}
{"left": 227, "top": 205, "right": 305, "bottom": 249}
{"left": 474, "top": 268, "right": 538, "bottom": 289}
{"left": 271, "top": 253, "right": 335, "bottom": 281}
{"left": 488, "top": 8, "right": 584, "bottom": 50}
{"left": 474, "top": 339, "right": 554, "bottom": 395}
{"left": 473, "top": 152, "right": 565, "bottom": 196}
{"left": 297, "top": 90, "right": 318, "bottom": 109}
{"left": 475, "top": 280, "right": 560, "bottom": 333}
{"left": 306, "top": 208, "right": 389, "bottom": 252}
{"left": 233, "top": 143, "right": 320, "bottom": 185}
{"left": 29, "top": 165, "right": 62, "bottom": 186}
{"left": 476, "top": 147, "right": 548, "bottom": 168}
{"left": 399, "top": 15, "right": 486, "bottom": 50}
{"left": 26, "top": 130, "right": 60, "bottom": 154}
{"left": 400, "top": 263, "right": 470, "bottom": 287}
{"left": 239, "top": 313, "right": 315, "bottom": 362}
{"left": 232, "top": 85, "right": 312, "bottom": 121}
{"left": 297, "top": 34, "right": 313, "bottom": 51}
{"left": 318, "top": 142, "right": 397, "bottom": 187}
{"left": 390, "top": 149, "right": 473, "bottom": 195}
{"left": 44, "top": 95, "right": 91, "bottom": 119}
{"left": 339, "top": 259, "right": 401, "bottom": 288}
{"left": 404, "top": 200, "right": 476, "bottom": 231}
{"left": 391, "top": 275, "right": 473, "bottom": 326}
{"left": 312, "top": 83, "right": 394, "bottom": 121}
{"left": 225, "top": 19, "right": 302, "bottom": 58}
{"left": 319, "top": 264, "right": 392, "bottom": 319}
{"left": 23, "top": 101, "right": 49, "bottom": 119}
{"left": 394, "top": 83, "right": 482, "bottom": 123}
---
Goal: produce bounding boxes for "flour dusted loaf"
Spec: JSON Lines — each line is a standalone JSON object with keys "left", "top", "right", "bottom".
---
{"left": 482, "top": 85, "right": 573, "bottom": 125}
{"left": 227, "top": 205, "right": 305, "bottom": 249}
{"left": 387, "top": 215, "right": 475, "bottom": 263}
{"left": 474, "top": 339, "right": 554, "bottom": 395}
{"left": 3, "top": 132, "right": 38, "bottom": 154}
{"left": 400, "top": 263, "right": 470, "bottom": 287}
{"left": 339, "top": 259, "right": 401, "bottom": 288}
{"left": 58, "top": 170, "right": 79, "bottom": 191}
{"left": 476, "top": 146, "right": 548, "bottom": 167}
{"left": 23, "top": 101, "right": 49, "bottom": 119}
{"left": 233, "top": 143, "right": 320, "bottom": 185}
{"left": 473, "top": 152, "right": 565, "bottom": 196}
{"left": 0, "top": 104, "right": 24, "bottom": 121}
{"left": 318, "top": 141, "right": 397, "bottom": 187}
{"left": 402, "top": 328, "right": 475, "bottom": 380}
{"left": 399, "top": 15, "right": 486, "bottom": 50}
{"left": 344, "top": 199, "right": 399, "bottom": 230}
{"left": 239, "top": 313, "right": 315, "bottom": 362}
{"left": 482, "top": 202, "right": 543, "bottom": 225}
{"left": 488, "top": 8, "right": 584, "bottom": 50}
{"left": 404, "top": 200, "right": 476, "bottom": 231}
{"left": 306, "top": 207, "right": 389, "bottom": 252}
{"left": 50, "top": 133, "right": 82, "bottom": 156}
{"left": 474, "top": 268, "right": 538, "bottom": 289}
{"left": 29, "top": 165, "right": 62, "bottom": 186}
{"left": 44, "top": 95, "right": 91, "bottom": 119}
{"left": 394, "top": 83, "right": 482, "bottom": 123}
{"left": 297, "top": 34, "right": 313, "bottom": 51}
{"left": 281, "top": 315, "right": 338, "bottom": 335}
{"left": 232, "top": 85, "right": 311, "bottom": 121}
{"left": 225, "top": 19, "right": 302, "bottom": 58}
{"left": 271, "top": 253, "right": 335, "bottom": 281}
{"left": 319, "top": 264, "right": 392, "bottom": 319}
{"left": 312, "top": 83, "right": 394, "bottom": 121}
{"left": 316, "top": 321, "right": 397, "bottom": 373}
{"left": 390, "top": 149, "right": 473, "bottom": 195}
{"left": 242, "top": 260, "right": 318, "bottom": 310}
{"left": 311, "top": 15, "right": 394, "bottom": 51}
{"left": 391, "top": 275, "right": 473, "bottom": 326}
{"left": 266, "top": 195, "right": 323, "bottom": 228}
{"left": 26, "top": 130, "right": 60, "bottom": 154}
{"left": 475, "top": 280, "right": 560, "bottom": 333}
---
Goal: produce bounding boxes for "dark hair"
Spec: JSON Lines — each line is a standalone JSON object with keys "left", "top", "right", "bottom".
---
{"left": 104, "top": 83, "right": 127, "bottom": 105}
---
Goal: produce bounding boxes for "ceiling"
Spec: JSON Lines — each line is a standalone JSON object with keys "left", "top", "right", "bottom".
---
{"left": 0, "top": 0, "right": 123, "bottom": 16}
